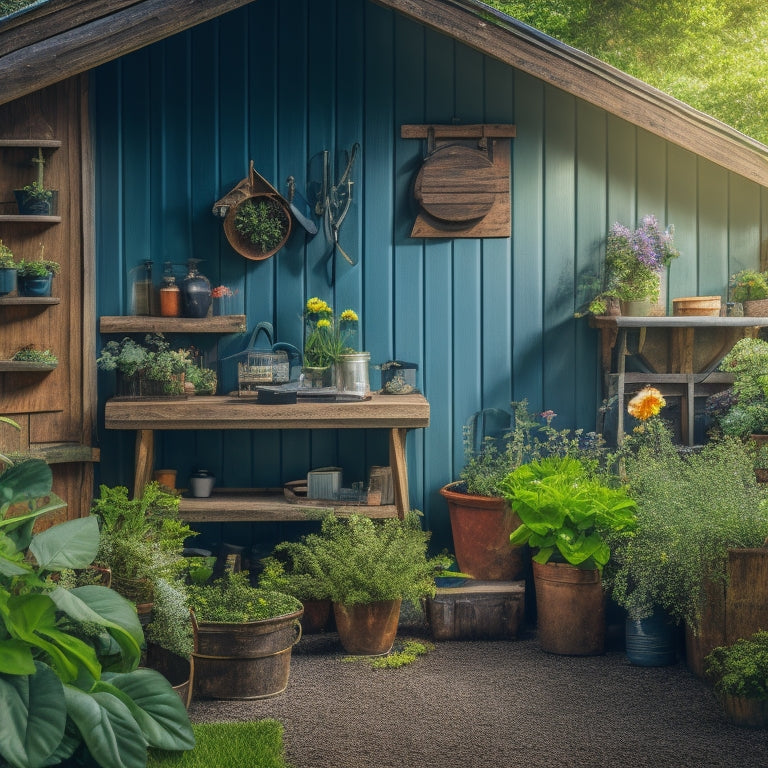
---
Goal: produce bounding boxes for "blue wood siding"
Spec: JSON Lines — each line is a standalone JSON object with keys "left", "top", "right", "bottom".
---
{"left": 92, "top": 0, "right": 768, "bottom": 553}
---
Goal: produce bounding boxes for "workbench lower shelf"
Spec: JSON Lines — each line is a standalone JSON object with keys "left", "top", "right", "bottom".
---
{"left": 178, "top": 488, "right": 398, "bottom": 523}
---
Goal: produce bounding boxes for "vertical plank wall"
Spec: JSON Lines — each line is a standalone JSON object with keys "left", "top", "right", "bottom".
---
{"left": 92, "top": 0, "right": 768, "bottom": 553}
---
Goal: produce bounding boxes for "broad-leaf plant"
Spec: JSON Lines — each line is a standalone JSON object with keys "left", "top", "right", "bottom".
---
{"left": 0, "top": 452, "right": 194, "bottom": 768}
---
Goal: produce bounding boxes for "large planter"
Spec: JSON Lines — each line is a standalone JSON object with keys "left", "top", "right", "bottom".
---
{"left": 300, "top": 598, "right": 332, "bottom": 634}
{"left": 440, "top": 482, "right": 526, "bottom": 581}
{"left": 333, "top": 599, "right": 402, "bottom": 655}
{"left": 625, "top": 608, "right": 677, "bottom": 666}
{"left": 719, "top": 694, "right": 768, "bottom": 729}
{"left": 532, "top": 560, "right": 605, "bottom": 655}
{"left": 192, "top": 607, "right": 303, "bottom": 699}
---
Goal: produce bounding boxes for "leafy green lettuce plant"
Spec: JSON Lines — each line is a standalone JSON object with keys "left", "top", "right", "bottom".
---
{"left": 0, "top": 458, "right": 194, "bottom": 768}
{"left": 499, "top": 455, "right": 637, "bottom": 571}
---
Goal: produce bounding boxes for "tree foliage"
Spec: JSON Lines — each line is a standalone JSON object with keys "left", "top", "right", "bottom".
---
{"left": 488, "top": 0, "right": 768, "bottom": 144}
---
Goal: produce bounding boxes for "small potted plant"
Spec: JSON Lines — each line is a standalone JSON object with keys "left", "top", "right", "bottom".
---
{"left": 186, "top": 570, "right": 303, "bottom": 699}
{"left": 500, "top": 454, "right": 637, "bottom": 655}
{"left": 97, "top": 332, "right": 191, "bottom": 396}
{"left": 10, "top": 346, "right": 58, "bottom": 367}
{"left": 16, "top": 251, "right": 60, "bottom": 297}
{"left": 232, "top": 195, "right": 291, "bottom": 259}
{"left": 583, "top": 214, "right": 679, "bottom": 316}
{"left": 14, "top": 147, "right": 57, "bottom": 215}
{"left": 705, "top": 631, "right": 768, "bottom": 728}
{"left": 729, "top": 269, "right": 768, "bottom": 316}
{"left": 272, "top": 511, "right": 440, "bottom": 655}
{"left": 0, "top": 239, "right": 17, "bottom": 296}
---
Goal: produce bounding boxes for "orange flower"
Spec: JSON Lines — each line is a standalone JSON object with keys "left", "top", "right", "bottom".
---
{"left": 627, "top": 387, "right": 666, "bottom": 421}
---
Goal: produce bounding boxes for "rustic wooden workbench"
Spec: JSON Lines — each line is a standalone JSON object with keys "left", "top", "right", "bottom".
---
{"left": 589, "top": 315, "right": 768, "bottom": 444}
{"left": 104, "top": 392, "right": 430, "bottom": 520}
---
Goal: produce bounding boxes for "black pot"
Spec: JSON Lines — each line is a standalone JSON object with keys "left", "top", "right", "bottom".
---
{"left": 180, "top": 263, "right": 212, "bottom": 318}
{"left": 14, "top": 189, "right": 58, "bottom": 216}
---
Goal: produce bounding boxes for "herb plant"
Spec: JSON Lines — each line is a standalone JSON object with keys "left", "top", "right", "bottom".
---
{"left": 11, "top": 346, "right": 58, "bottom": 365}
{"left": 16, "top": 257, "right": 60, "bottom": 277}
{"left": 729, "top": 269, "right": 768, "bottom": 303}
{"left": 706, "top": 631, "right": 768, "bottom": 700}
{"left": 234, "top": 197, "right": 289, "bottom": 252}
{"left": 187, "top": 570, "right": 302, "bottom": 623}
{"left": 0, "top": 239, "right": 16, "bottom": 269}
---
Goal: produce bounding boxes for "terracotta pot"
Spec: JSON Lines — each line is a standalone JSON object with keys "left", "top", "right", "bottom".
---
{"left": 532, "top": 560, "right": 605, "bottom": 655}
{"left": 333, "top": 599, "right": 402, "bottom": 655}
{"left": 619, "top": 298, "right": 651, "bottom": 317}
{"left": 192, "top": 607, "right": 303, "bottom": 699}
{"left": 300, "top": 599, "right": 332, "bottom": 634}
{"left": 440, "top": 482, "right": 526, "bottom": 580}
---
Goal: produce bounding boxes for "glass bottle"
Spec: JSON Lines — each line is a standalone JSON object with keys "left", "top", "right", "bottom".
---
{"left": 131, "top": 260, "right": 154, "bottom": 315}
{"left": 180, "top": 258, "right": 212, "bottom": 318}
{"left": 159, "top": 262, "right": 182, "bottom": 317}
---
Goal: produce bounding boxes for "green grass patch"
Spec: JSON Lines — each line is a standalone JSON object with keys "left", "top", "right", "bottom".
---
{"left": 343, "top": 638, "right": 435, "bottom": 669}
{"left": 147, "top": 721, "right": 291, "bottom": 768}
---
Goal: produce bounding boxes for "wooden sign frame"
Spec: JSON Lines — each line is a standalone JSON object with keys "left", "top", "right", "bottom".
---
{"left": 401, "top": 124, "right": 516, "bottom": 239}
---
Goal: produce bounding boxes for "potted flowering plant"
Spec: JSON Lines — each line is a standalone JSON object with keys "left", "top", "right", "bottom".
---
{"left": 302, "top": 296, "right": 360, "bottom": 388}
{"left": 729, "top": 269, "right": 768, "bottom": 316}
{"left": 586, "top": 214, "right": 679, "bottom": 316}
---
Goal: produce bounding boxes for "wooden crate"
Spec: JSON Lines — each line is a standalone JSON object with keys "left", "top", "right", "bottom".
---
{"left": 425, "top": 580, "right": 525, "bottom": 641}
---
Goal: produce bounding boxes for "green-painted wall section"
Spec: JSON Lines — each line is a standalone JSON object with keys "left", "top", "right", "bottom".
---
{"left": 92, "top": 0, "right": 768, "bottom": 554}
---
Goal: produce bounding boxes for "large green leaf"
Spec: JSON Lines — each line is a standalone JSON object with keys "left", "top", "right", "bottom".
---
{"left": 51, "top": 586, "right": 142, "bottom": 670}
{"left": 98, "top": 670, "right": 194, "bottom": 751}
{"left": 0, "top": 460, "right": 53, "bottom": 508}
{"left": 0, "top": 663, "right": 67, "bottom": 768}
{"left": 64, "top": 684, "right": 149, "bottom": 768}
{"left": 0, "top": 637, "right": 36, "bottom": 675}
{"left": 29, "top": 516, "right": 99, "bottom": 572}
{"left": 7, "top": 594, "right": 100, "bottom": 682}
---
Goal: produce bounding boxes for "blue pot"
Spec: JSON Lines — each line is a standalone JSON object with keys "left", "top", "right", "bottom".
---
{"left": 625, "top": 608, "right": 677, "bottom": 666}
{"left": 0, "top": 268, "right": 17, "bottom": 296}
{"left": 17, "top": 273, "right": 52, "bottom": 297}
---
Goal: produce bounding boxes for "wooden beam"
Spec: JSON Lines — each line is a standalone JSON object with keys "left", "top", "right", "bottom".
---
{"left": 375, "top": 0, "right": 768, "bottom": 188}
{"left": 0, "top": 0, "right": 256, "bottom": 107}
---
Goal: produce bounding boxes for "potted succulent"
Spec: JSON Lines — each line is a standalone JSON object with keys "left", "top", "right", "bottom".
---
{"left": 0, "top": 239, "right": 17, "bottom": 296}
{"left": 729, "top": 269, "right": 768, "bottom": 316}
{"left": 186, "top": 570, "right": 303, "bottom": 699}
{"left": 705, "top": 631, "right": 768, "bottom": 728}
{"left": 16, "top": 252, "right": 60, "bottom": 297}
{"left": 97, "top": 332, "right": 191, "bottom": 396}
{"left": 14, "top": 147, "right": 57, "bottom": 215}
{"left": 583, "top": 214, "right": 679, "bottom": 316}
{"left": 440, "top": 401, "right": 604, "bottom": 581}
{"left": 0, "top": 454, "right": 194, "bottom": 768}
{"left": 500, "top": 454, "right": 637, "bottom": 655}
{"left": 273, "top": 511, "right": 439, "bottom": 655}
{"left": 612, "top": 388, "right": 768, "bottom": 676}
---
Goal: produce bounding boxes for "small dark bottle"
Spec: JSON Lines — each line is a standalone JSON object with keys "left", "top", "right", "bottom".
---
{"left": 180, "top": 258, "right": 212, "bottom": 318}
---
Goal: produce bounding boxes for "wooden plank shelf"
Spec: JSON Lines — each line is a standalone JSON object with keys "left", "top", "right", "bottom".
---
{"left": 0, "top": 296, "right": 60, "bottom": 305}
{"left": 100, "top": 315, "right": 247, "bottom": 334}
{"left": 0, "top": 215, "right": 61, "bottom": 223}
{"left": 178, "top": 488, "right": 397, "bottom": 523}
{"left": 0, "top": 361, "right": 57, "bottom": 371}
{"left": 0, "top": 139, "right": 62, "bottom": 148}
{"left": 19, "top": 443, "right": 101, "bottom": 464}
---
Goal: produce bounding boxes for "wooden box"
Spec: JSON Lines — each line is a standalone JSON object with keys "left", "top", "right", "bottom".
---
{"left": 425, "top": 580, "right": 525, "bottom": 641}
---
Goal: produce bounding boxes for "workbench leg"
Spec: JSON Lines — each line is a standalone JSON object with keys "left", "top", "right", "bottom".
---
{"left": 389, "top": 428, "right": 409, "bottom": 519}
{"left": 133, "top": 429, "right": 155, "bottom": 499}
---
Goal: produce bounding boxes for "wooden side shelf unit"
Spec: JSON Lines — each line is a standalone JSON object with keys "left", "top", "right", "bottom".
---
{"left": 100, "top": 315, "right": 247, "bottom": 334}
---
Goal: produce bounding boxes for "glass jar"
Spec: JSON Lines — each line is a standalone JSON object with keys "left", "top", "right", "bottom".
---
{"left": 159, "top": 262, "right": 182, "bottom": 317}
{"left": 180, "top": 258, "right": 212, "bottom": 318}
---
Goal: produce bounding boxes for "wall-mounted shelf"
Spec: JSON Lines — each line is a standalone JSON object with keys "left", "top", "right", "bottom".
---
{"left": 0, "top": 296, "right": 60, "bottom": 305}
{"left": 0, "top": 214, "right": 62, "bottom": 223}
{"left": 0, "top": 361, "right": 57, "bottom": 372}
{"left": 0, "top": 139, "right": 62, "bottom": 148}
{"left": 100, "top": 315, "right": 247, "bottom": 334}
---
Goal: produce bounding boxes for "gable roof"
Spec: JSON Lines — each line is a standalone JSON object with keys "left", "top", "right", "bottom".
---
{"left": 2, "top": 0, "right": 768, "bottom": 187}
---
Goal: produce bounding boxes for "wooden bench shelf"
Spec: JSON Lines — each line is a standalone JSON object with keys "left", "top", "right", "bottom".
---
{"left": 0, "top": 296, "right": 60, "bottom": 305}
{"left": 178, "top": 488, "right": 397, "bottom": 523}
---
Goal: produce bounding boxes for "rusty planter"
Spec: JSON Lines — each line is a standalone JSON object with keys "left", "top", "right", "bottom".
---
{"left": 333, "top": 599, "right": 402, "bottom": 655}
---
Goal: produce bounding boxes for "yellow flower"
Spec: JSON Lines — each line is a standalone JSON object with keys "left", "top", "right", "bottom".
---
{"left": 306, "top": 297, "right": 331, "bottom": 314}
{"left": 340, "top": 309, "right": 358, "bottom": 323}
{"left": 317, "top": 318, "right": 331, "bottom": 329}
{"left": 627, "top": 387, "right": 666, "bottom": 421}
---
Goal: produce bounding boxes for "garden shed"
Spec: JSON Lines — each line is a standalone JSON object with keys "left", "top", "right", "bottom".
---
{"left": 1, "top": 0, "right": 767, "bottom": 555}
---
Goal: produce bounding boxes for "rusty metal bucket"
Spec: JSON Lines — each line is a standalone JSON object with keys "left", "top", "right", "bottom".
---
{"left": 192, "top": 608, "right": 303, "bottom": 699}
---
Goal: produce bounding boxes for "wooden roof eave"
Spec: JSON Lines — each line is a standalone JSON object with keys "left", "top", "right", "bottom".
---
{"left": 375, "top": 0, "right": 768, "bottom": 188}
{"left": 0, "top": 0, "right": 255, "bottom": 108}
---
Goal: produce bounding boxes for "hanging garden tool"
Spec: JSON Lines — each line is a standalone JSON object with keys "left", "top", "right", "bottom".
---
{"left": 317, "top": 142, "right": 360, "bottom": 286}
{"left": 286, "top": 176, "right": 318, "bottom": 236}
